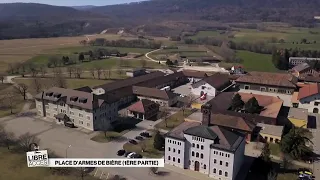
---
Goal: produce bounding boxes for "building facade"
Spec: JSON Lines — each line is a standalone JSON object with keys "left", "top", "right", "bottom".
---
{"left": 292, "top": 83, "right": 320, "bottom": 114}
{"left": 35, "top": 87, "right": 118, "bottom": 131}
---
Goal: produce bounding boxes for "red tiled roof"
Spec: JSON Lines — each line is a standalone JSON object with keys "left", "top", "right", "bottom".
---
{"left": 127, "top": 99, "right": 159, "bottom": 114}
{"left": 298, "top": 83, "right": 320, "bottom": 100}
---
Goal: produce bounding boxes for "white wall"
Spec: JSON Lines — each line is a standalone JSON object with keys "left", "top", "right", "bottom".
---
{"left": 191, "top": 82, "right": 216, "bottom": 97}
{"left": 298, "top": 94, "right": 320, "bottom": 113}
{"left": 165, "top": 137, "right": 185, "bottom": 169}
{"left": 137, "top": 96, "right": 177, "bottom": 107}
{"left": 209, "top": 148, "right": 234, "bottom": 180}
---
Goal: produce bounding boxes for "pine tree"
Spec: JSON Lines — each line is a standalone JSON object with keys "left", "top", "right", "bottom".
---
{"left": 230, "top": 93, "right": 244, "bottom": 111}
{"left": 153, "top": 131, "right": 165, "bottom": 150}
{"left": 244, "top": 97, "right": 262, "bottom": 114}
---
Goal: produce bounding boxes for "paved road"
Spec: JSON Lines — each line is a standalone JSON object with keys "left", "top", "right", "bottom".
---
{"left": 0, "top": 113, "right": 205, "bottom": 180}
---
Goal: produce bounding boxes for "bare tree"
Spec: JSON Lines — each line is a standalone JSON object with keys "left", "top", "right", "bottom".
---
{"left": 0, "top": 124, "right": 15, "bottom": 150}
{"left": 5, "top": 92, "right": 15, "bottom": 114}
{"left": 53, "top": 75, "right": 67, "bottom": 88}
{"left": 96, "top": 67, "right": 102, "bottom": 80}
{"left": 14, "top": 83, "right": 29, "bottom": 100}
{"left": 79, "top": 40, "right": 87, "bottom": 46}
{"left": 159, "top": 108, "right": 170, "bottom": 128}
{"left": 140, "top": 141, "right": 147, "bottom": 152}
{"left": 17, "top": 132, "right": 40, "bottom": 152}
{"left": 75, "top": 67, "right": 83, "bottom": 79}
{"left": 141, "top": 59, "right": 147, "bottom": 68}
{"left": 0, "top": 74, "right": 4, "bottom": 83}
{"left": 90, "top": 68, "right": 96, "bottom": 79}
{"left": 7, "top": 63, "right": 15, "bottom": 74}
{"left": 182, "top": 94, "right": 196, "bottom": 115}
{"left": 39, "top": 65, "right": 46, "bottom": 78}
{"left": 20, "top": 63, "right": 26, "bottom": 77}
{"left": 32, "top": 78, "right": 42, "bottom": 94}
{"left": 66, "top": 66, "right": 75, "bottom": 78}
{"left": 149, "top": 167, "right": 159, "bottom": 175}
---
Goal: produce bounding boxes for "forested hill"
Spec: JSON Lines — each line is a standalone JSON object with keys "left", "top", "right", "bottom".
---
{"left": 0, "top": 3, "right": 110, "bottom": 39}
{"left": 91, "top": 0, "right": 320, "bottom": 26}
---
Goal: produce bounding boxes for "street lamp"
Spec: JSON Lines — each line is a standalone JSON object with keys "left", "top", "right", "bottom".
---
{"left": 66, "top": 145, "right": 72, "bottom": 158}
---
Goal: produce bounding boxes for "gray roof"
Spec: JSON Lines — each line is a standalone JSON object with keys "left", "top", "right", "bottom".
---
{"left": 35, "top": 87, "right": 117, "bottom": 110}
{"left": 166, "top": 121, "right": 245, "bottom": 152}
{"left": 292, "top": 63, "right": 310, "bottom": 72}
{"left": 192, "top": 73, "right": 231, "bottom": 91}
{"left": 184, "top": 125, "right": 218, "bottom": 140}
{"left": 132, "top": 86, "right": 179, "bottom": 100}
{"left": 288, "top": 107, "right": 308, "bottom": 120}
{"left": 257, "top": 123, "right": 284, "bottom": 137}
{"left": 93, "top": 71, "right": 165, "bottom": 92}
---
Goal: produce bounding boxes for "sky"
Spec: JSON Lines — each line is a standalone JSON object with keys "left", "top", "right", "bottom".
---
{"left": 0, "top": 0, "right": 144, "bottom": 6}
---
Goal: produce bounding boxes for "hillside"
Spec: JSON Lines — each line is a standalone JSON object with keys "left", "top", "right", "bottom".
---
{"left": 0, "top": 3, "right": 109, "bottom": 39}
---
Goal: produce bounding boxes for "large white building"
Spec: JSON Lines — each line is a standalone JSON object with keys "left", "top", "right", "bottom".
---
{"left": 35, "top": 86, "right": 119, "bottom": 131}
{"left": 164, "top": 104, "right": 246, "bottom": 180}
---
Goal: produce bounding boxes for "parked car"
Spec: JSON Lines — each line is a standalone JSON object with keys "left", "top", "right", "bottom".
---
{"left": 117, "top": 149, "right": 126, "bottom": 156}
{"left": 127, "top": 152, "right": 136, "bottom": 158}
{"left": 124, "top": 151, "right": 132, "bottom": 157}
{"left": 133, "top": 153, "right": 143, "bottom": 158}
{"left": 135, "top": 136, "right": 143, "bottom": 140}
{"left": 129, "top": 139, "right": 138, "bottom": 144}
{"left": 140, "top": 132, "right": 150, "bottom": 137}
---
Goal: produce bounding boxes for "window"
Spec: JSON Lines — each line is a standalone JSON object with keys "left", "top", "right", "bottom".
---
{"left": 173, "top": 148, "right": 175, "bottom": 153}
{"left": 244, "top": 85, "right": 250, "bottom": 90}
{"left": 79, "top": 121, "right": 83, "bottom": 125}
{"left": 221, "top": 153, "right": 224, "bottom": 156}
{"left": 315, "top": 102, "right": 320, "bottom": 106}
{"left": 219, "top": 170, "right": 222, "bottom": 175}
{"left": 197, "top": 144, "right": 199, "bottom": 148}
{"left": 87, "top": 116, "right": 90, "bottom": 120}
{"left": 192, "top": 143, "right": 195, "bottom": 147}
{"left": 173, "top": 157, "right": 175, "bottom": 162}
{"left": 178, "top": 158, "right": 180, "bottom": 163}
{"left": 213, "top": 168, "right": 216, "bottom": 173}
{"left": 204, "top": 164, "right": 206, "bottom": 169}
{"left": 168, "top": 156, "right": 171, "bottom": 160}
{"left": 200, "top": 153, "right": 203, "bottom": 159}
{"left": 196, "top": 152, "right": 199, "bottom": 157}
{"left": 192, "top": 151, "right": 194, "bottom": 156}
{"left": 226, "top": 162, "right": 228, "bottom": 167}
{"left": 87, "top": 123, "right": 90, "bottom": 127}
{"left": 214, "top": 159, "right": 216, "bottom": 164}
{"left": 220, "top": 161, "right": 222, "bottom": 165}
{"left": 168, "top": 147, "right": 171, "bottom": 151}
{"left": 225, "top": 172, "right": 228, "bottom": 177}
{"left": 79, "top": 113, "right": 83, "bottom": 117}
{"left": 201, "top": 145, "right": 204, "bottom": 150}
{"left": 178, "top": 150, "right": 180, "bottom": 154}
{"left": 70, "top": 111, "right": 74, "bottom": 115}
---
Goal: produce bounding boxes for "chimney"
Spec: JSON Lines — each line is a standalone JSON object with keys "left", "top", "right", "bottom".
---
{"left": 201, "top": 103, "right": 212, "bottom": 126}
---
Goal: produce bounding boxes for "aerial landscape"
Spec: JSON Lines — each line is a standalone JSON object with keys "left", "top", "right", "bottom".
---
{"left": 0, "top": 0, "right": 319, "bottom": 180}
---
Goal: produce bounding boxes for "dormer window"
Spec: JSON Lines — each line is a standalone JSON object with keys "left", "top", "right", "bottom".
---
{"left": 53, "top": 93, "right": 61, "bottom": 98}
{"left": 79, "top": 98, "right": 88, "bottom": 103}
{"left": 46, "top": 92, "right": 53, "bottom": 97}
{"left": 70, "top": 96, "right": 78, "bottom": 102}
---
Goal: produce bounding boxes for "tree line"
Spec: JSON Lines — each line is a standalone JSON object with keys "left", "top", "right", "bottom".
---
{"left": 272, "top": 48, "right": 320, "bottom": 70}
{"left": 87, "top": 38, "right": 162, "bottom": 49}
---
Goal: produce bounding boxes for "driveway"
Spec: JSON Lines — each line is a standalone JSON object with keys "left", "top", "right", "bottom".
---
{"left": 238, "top": 89, "right": 293, "bottom": 107}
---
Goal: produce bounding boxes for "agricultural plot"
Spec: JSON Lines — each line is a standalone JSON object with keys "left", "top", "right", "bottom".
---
{"left": 236, "top": 50, "right": 278, "bottom": 72}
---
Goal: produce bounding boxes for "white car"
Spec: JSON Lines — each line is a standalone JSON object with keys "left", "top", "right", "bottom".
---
{"left": 127, "top": 152, "right": 136, "bottom": 158}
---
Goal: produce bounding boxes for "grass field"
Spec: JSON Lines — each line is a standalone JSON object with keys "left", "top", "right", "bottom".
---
{"left": 236, "top": 50, "right": 278, "bottom": 72}
{"left": 0, "top": 147, "right": 96, "bottom": 180}
{"left": 53, "top": 46, "right": 152, "bottom": 54}
{"left": 155, "top": 110, "right": 194, "bottom": 130}
{"left": 0, "top": 33, "right": 143, "bottom": 74}
{"left": 190, "top": 27, "right": 320, "bottom": 50}
{"left": 13, "top": 78, "right": 111, "bottom": 95}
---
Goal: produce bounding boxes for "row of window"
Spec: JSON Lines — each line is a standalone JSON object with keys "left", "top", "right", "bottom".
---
{"left": 168, "top": 147, "right": 181, "bottom": 154}
{"left": 213, "top": 151, "right": 230, "bottom": 158}
{"left": 192, "top": 136, "right": 204, "bottom": 142}
{"left": 213, "top": 169, "right": 228, "bottom": 177}
{"left": 167, "top": 156, "right": 180, "bottom": 163}
{"left": 192, "top": 143, "right": 204, "bottom": 150}
{"left": 168, "top": 139, "right": 182, "bottom": 146}
{"left": 191, "top": 151, "right": 204, "bottom": 158}
{"left": 213, "top": 159, "right": 229, "bottom": 167}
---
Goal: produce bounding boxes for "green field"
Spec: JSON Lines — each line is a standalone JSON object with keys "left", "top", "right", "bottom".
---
{"left": 53, "top": 46, "right": 153, "bottom": 54}
{"left": 190, "top": 27, "right": 320, "bottom": 50}
{"left": 236, "top": 50, "right": 278, "bottom": 72}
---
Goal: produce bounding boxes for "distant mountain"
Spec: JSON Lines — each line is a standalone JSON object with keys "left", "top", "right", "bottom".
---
{"left": 71, "top": 5, "right": 96, "bottom": 10}
{"left": 0, "top": 3, "right": 111, "bottom": 39}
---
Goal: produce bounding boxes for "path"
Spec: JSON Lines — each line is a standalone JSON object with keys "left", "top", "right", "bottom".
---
{"left": 145, "top": 49, "right": 166, "bottom": 64}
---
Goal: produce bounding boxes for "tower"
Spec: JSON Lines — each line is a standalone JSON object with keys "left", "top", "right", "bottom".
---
{"left": 201, "top": 103, "right": 212, "bottom": 126}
